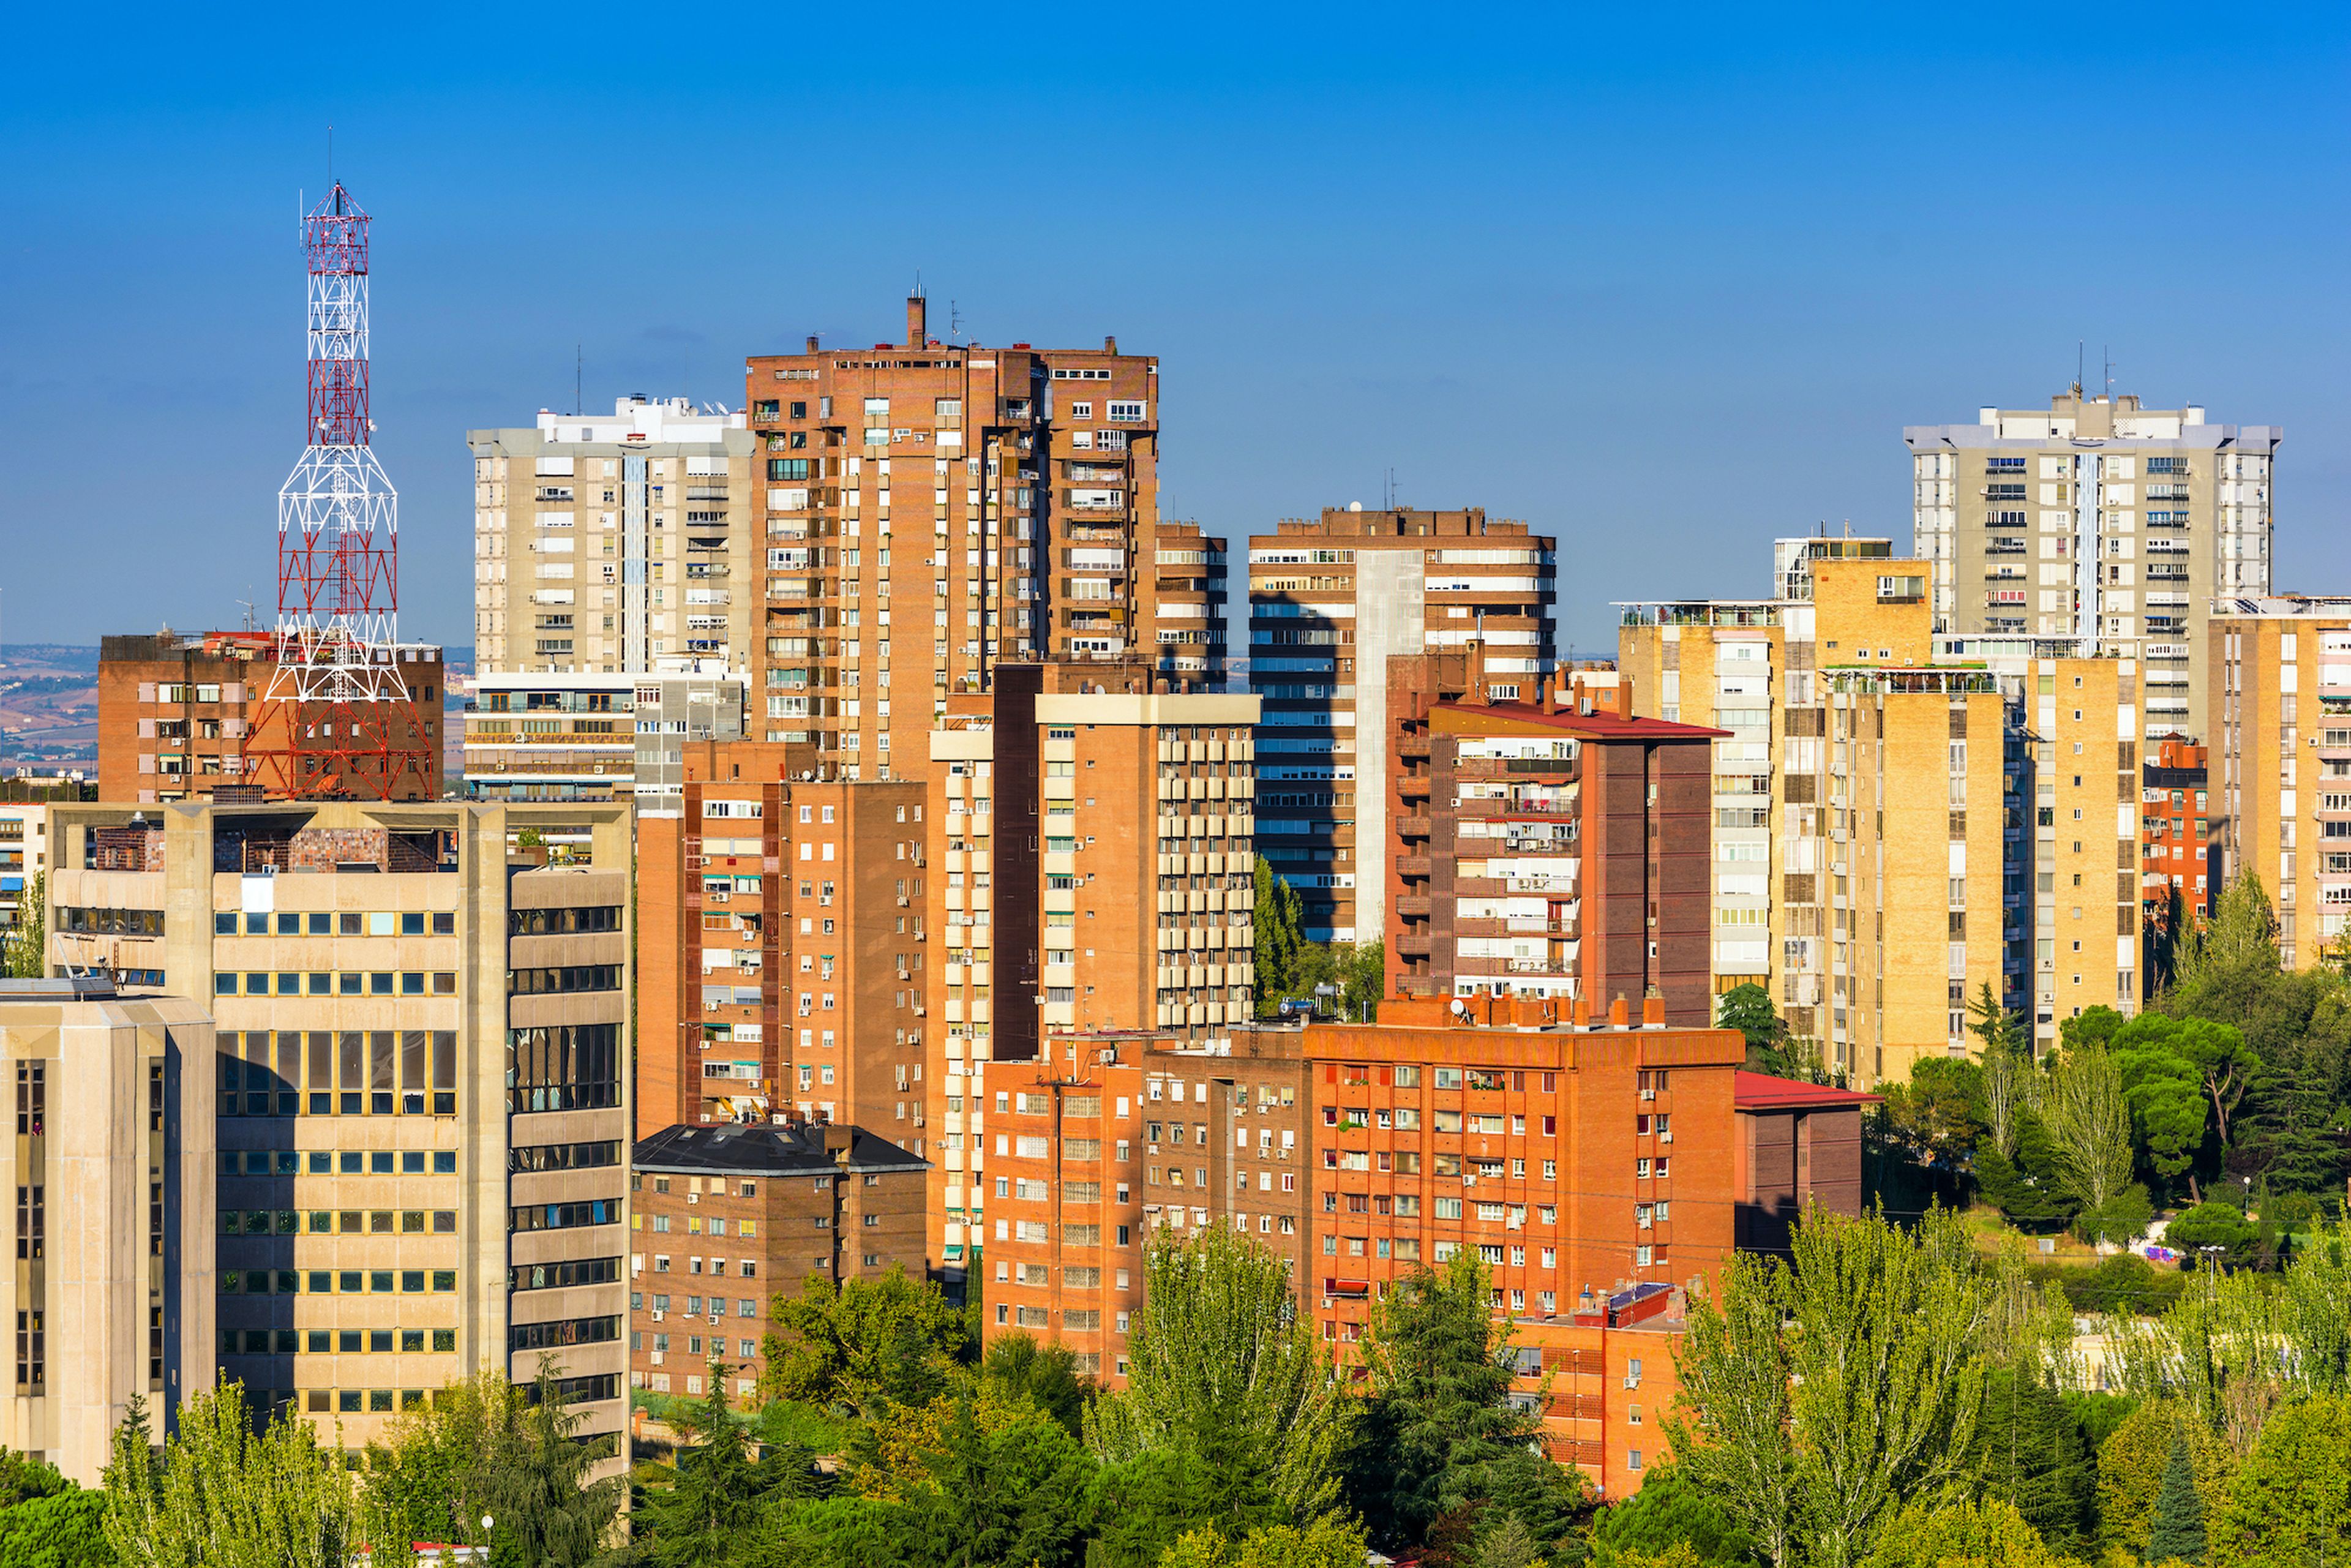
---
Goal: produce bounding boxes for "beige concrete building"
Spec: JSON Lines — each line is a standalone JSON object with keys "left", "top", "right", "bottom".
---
{"left": 43, "top": 801, "right": 630, "bottom": 1452}
{"left": 1248, "top": 506, "right": 1558, "bottom": 942}
{"left": 923, "top": 664, "right": 1258, "bottom": 1289}
{"left": 0, "top": 977, "right": 213, "bottom": 1485}
{"left": 2208, "top": 597, "right": 2351, "bottom": 970}
{"left": 469, "top": 397, "right": 761, "bottom": 677}
{"left": 1906, "top": 391, "right": 2281, "bottom": 744}
{"left": 1621, "top": 540, "right": 2140, "bottom": 1080}
{"left": 461, "top": 667, "right": 748, "bottom": 811}
{"left": 0, "top": 805, "right": 46, "bottom": 948}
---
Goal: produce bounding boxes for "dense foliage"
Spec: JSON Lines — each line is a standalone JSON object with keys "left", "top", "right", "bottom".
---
{"left": 1249, "top": 860, "right": 1383, "bottom": 1021}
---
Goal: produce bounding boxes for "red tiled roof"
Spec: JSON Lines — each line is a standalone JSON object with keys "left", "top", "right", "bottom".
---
{"left": 1733, "top": 1070, "right": 1883, "bottom": 1110}
{"left": 1433, "top": 699, "right": 1728, "bottom": 741}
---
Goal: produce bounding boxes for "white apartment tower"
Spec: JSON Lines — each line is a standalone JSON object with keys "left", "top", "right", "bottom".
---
{"left": 1905, "top": 391, "right": 2279, "bottom": 745}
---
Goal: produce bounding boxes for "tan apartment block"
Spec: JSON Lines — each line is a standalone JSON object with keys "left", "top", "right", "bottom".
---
{"left": 468, "top": 397, "right": 760, "bottom": 677}
{"left": 743, "top": 299, "right": 1181, "bottom": 775}
{"left": 636, "top": 741, "right": 928, "bottom": 1145}
{"left": 2209, "top": 599, "right": 2351, "bottom": 970}
{"left": 628, "top": 1122, "right": 927, "bottom": 1401}
{"left": 1248, "top": 507, "right": 1557, "bottom": 942}
{"left": 1907, "top": 391, "right": 2281, "bottom": 744}
{"left": 0, "top": 977, "right": 214, "bottom": 1485}
{"left": 0, "top": 806, "right": 46, "bottom": 947}
{"left": 43, "top": 802, "right": 631, "bottom": 1453}
{"left": 923, "top": 663, "right": 1258, "bottom": 1290}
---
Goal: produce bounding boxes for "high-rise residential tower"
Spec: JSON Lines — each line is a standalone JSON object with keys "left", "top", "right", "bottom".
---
{"left": 1247, "top": 506, "right": 1557, "bottom": 943}
{"left": 1905, "top": 391, "right": 2280, "bottom": 744}
{"left": 742, "top": 299, "right": 1186, "bottom": 777}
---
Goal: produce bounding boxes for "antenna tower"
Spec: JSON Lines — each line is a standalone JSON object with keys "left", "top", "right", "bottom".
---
{"left": 243, "top": 181, "right": 433, "bottom": 798}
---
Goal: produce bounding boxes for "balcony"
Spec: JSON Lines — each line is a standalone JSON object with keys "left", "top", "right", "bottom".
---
{"left": 1395, "top": 895, "right": 1431, "bottom": 918}
{"left": 1397, "top": 817, "right": 1433, "bottom": 841}
{"left": 1397, "top": 734, "right": 1431, "bottom": 761}
{"left": 1398, "top": 774, "right": 1431, "bottom": 801}
{"left": 1396, "top": 933, "right": 1432, "bottom": 958}
{"left": 1397, "top": 856, "right": 1433, "bottom": 880}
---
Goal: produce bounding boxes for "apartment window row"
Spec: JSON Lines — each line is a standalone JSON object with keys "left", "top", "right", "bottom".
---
{"left": 221, "top": 1209, "right": 456, "bottom": 1236}
{"left": 640, "top": 1255, "right": 762, "bottom": 1278}
{"left": 506, "top": 1023, "right": 622, "bottom": 1113}
{"left": 511, "top": 1256, "right": 622, "bottom": 1292}
{"left": 220, "top": 1269, "right": 457, "bottom": 1294}
{"left": 216, "top": 910, "right": 455, "bottom": 937}
{"left": 510, "top": 1313, "right": 623, "bottom": 1353}
{"left": 634, "top": 1291, "right": 763, "bottom": 1318}
{"left": 640, "top": 1214, "right": 759, "bottom": 1237}
{"left": 218, "top": 1031, "right": 458, "bottom": 1117}
{"left": 221, "top": 1327, "right": 456, "bottom": 1355}
{"left": 511, "top": 1139, "right": 624, "bottom": 1173}
{"left": 508, "top": 904, "right": 623, "bottom": 936}
{"left": 507, "top": 964, "right": 622, "bottom": 995}
{"left": 216, "top": 970, "right": 456, "bottom": 997}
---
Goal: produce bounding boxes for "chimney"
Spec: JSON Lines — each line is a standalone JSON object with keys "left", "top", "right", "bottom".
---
{"left": 1542, "top": 673, "right": 1559, "bottom": 716}
{"left": 1104, "top": 334, "right": 1118, "bottom": 354}
{"left": 1609, "top": 994, "right": 1630, "bottom": 1030}
{"left": 806, "top": 334, "right": 820, "bottom": 354}
{"left": 1463, "top": 640, "right": 1490, "bottom": 705}
{"left": 907, "top": 296, "right": 927, "bottom": 349}
{"left": 1641, "top": 989, "right": 1666, "bottom": 1029}
{"left": 1572, "top": 993, "right": 1592, "bottom": 1029}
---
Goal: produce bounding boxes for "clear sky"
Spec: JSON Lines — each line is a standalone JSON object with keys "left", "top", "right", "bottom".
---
{"left": 3, "top": 4, "right": 2345, "bottom": 653}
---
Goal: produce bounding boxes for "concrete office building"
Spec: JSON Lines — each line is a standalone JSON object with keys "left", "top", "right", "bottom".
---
{"left": 923, "top": 663, "right": 1259, "bottom": 1288}
{"left": 1247, "top": 506, "right": 1557, "bottom": 942}
{"left": 0, "top": 977, "right": 213, "bottom": 1485}
{"left": 468, "top": 397, "right": 761, "bottom": 677}
{"left": 743, "top": 298, "right": 1193, "bottom": 773}
{"left": 627, "top": 1122, "right": 926, "bottom": 1401}
{"left": 1906, "top": 390, "right": 2281, "bottom": 744}
{"left": 2208, "top": 598, "right": 2351, "bottom": 970}
{"left": 43, "top": 801, "right": 631, "bottom": 1451}
{"left": 635, "top": 741, "right": 928, "bottom": 1140}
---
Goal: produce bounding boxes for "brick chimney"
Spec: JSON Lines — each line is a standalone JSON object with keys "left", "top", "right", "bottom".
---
{"left": 907, "top": 296, "right": 927, "bottom": 349}
{"left": 1105, "top": 334, "right": 1118, "bottom": 354}
{"left": 806, "top": 334, "right": 820, "bottom": 354}
{"left": 1572, "top": 993, "right": 1592, "bottom": 1029}
{"left": 1463, "top": 640, "right": 1490, "bottom": 706}
{"left": 1542, "top": 672, "right": 1559, "bottom": 715}
{"left": 1608, "top": 994, "right": 1630, "bottom": 1029}
{"left": 1641, "top": 989, "right": 1666, "bottom": 1028}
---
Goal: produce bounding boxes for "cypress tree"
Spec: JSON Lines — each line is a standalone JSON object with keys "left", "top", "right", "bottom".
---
{"left": 2145, "top": 1431, "right": 2207, "bottom": 1564}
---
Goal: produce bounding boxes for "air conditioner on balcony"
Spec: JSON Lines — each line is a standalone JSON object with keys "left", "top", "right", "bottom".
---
{"left": 651, "top": 1310, "right": 665, "bottom": 1322}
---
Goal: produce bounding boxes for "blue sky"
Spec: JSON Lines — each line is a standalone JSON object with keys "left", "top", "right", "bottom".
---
{"left": 3, "top": 4, "right": 2345, "bottom": 653}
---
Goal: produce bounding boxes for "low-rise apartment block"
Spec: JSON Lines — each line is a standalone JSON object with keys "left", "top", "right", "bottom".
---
{"left": 2209, "top": 598, "right": 2351, "bottom": 969}
{"left": 1248, "top": 506, "right": 1558, "bottom": 942}
{"left": 1385, "top": 655, "right": 1718, "bottom": 1025}
{"left": 636, "top": 741, "right": 927, "bottom": 1141}
{"left": 43, "top": 801, "right": 631, "bottom": 1452}
{"left": 628, "top": 1122, "right": 926, "bottom": 1401}
{"left": 0, "top": 977, "right": 214, "bottom": 1485}
{"left": 2141, "top": 738, "right": 2211, "bottom": 925}
{"left": 98, "top": 632, "right": 444, "bottom": 805}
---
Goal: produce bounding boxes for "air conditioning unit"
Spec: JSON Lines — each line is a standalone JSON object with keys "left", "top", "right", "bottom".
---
{"left": 651, "top": 1310, "right": 665, "bottom": 1321}
{"left": 687, "top": 1193, "right": 699, "bottom": 1204}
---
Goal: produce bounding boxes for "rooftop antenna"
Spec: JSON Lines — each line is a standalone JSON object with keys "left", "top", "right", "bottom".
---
{"left": 2074, "top": 341, "right": 2085, "bottom": 399}
{"left": 948, "top": 299, "right": 964, "bottom": 343}
{"left": 238, "top": 594, "right": 257, "bottom": 632}
{"left": 576, "top": 343, "right": 582, "bottom": 417}
{"left": 2104, "top": 346, "right": 2115, "bottom": 399}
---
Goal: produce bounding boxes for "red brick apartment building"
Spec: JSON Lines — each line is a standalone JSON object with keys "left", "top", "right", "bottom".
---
{"left": 1388, "top": 653, "right": 1720, "bottom": 1026}
{"left": 98, "top": 631, "right": 443, "bottom": 803}
{"left": 2142, "top": 737, "right": 2211, "bottom": 926}
{"left": 628, "top": 1122, "right": 927, "bottom": 1402}
{"left": 636, "top": 741, "right": 929, "bottom": 1144}
{"left": 980, "top": 996, "right": 1872, "bottom": 1495}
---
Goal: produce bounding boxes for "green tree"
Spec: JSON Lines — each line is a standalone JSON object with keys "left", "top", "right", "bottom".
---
{"left": 2145, "top": 1433, "right": 2207, "bottom": 1566}
{"left": 2093, "top": 1401, "right": 2229, "bottom": 1561}
{"left": 0, "top": 1488, "right": 113, "bottom": 1568}
{"left": 2, "top": 872, "right": 42, "bottom": 979}
{"left": 2043, "top": 1041, "right": 2135, "bottom": 1216}
{"left": 101, "top": 1384, "right": 356, "bottom": 1568}
{"left": 977, "top": 1332, "right": 1090, "bottom": 1438}
{"left": 1965, "top": 1367, "right": 2093, "bottom": 1554}
{"left": 1587, "top": 1465, "right": 1754, "bottom": 1566}
{"left": 1668, "top": 1207, "right": 1992, "bottom": 1568}
{"left": 1857, "top": 1494, "right": 2075, "bottom": 1568}
{"left": 632, "top": 1365, "right": 808, "bottom": 1568}
{"left": 1346, "top": 1250, "right": 1564, "bottom": 1555}
{"left": 1153, "top": 1514, "right": 1370, "bottom": 1568}
{"left": 760, "top": 1266, "right": 975, "bottom": 1419}
{"left": 1715, "top": 983, "right": 1785, "bottom": 1067}
{"left": 1251, "top": 859, "right": 1305, "bottom": 1019}
{"left": 2164, "top": 1204, "right": 2259, "bottom": 1267}
{"left": 1087, "top": 1225, "right": 1347, "bottom": 1526}
{"left": 2210, "top": 1392, "right": 2351, "bottom": 1565}
{"left": 899, "top": 1394, "right": 1095, "bottom": 1568}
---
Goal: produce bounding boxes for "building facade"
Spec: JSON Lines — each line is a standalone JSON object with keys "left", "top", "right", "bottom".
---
{"left": 97, "top": 632, "right": 444, "bottom": 805}
{"left": 468, "top": 397, "right": 761, "bottom": 677}
{"left": 0, "top": 805, "right": 45, "bottom": 943}
{"left": 628, "top": 1122, "right": 926, "bottom": 1401}
{"left": 1247, "top": 506, "right": 1558, "bottom": 942}
{"left": 1385, "top": 657, "right": 1718, "bottom": 1025}
{"left": 2208, "top": 598, "right": 2351, "bottom": 970}
{"left": 636, "top": 741, "right": 928, "bottom": 1141}
{"left": 461, "top": 667, "right": 748, "bottom": 811}
{"left": 1906, "top": 391, "right": 2281, "bottom": 745}
{"left": 0, "top": 977, "right": 214, "bottom": 1485}
{"left": 923, "top": 665, "right": 1259, "bottom": 1289}
{"left": 2141, "top": 738, "right": 2211, "bottom": 928}
{"left": 44, "top": 801, "right": 631, "bottom": 1452}
{"left": 741, "top": 298, "right": 1178, "bottom": 773}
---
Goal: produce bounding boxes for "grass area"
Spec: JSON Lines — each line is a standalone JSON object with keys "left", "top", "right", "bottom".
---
{"left": 1957, "top": 1202, "right": 2109, "bottom": 1266}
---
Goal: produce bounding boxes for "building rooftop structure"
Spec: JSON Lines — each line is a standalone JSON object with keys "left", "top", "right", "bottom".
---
{"left": 631, "top": 1121, "right": 927, "bottom": 1178}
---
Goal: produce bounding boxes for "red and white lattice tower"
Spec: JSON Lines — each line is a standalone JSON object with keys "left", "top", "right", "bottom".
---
{"left": 244, "top": 182, "right": 433, "bottom": 798}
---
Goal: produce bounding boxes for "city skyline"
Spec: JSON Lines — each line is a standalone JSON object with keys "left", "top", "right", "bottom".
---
{"left": 5, "top": 6, "right": 2346, "bottom": 650}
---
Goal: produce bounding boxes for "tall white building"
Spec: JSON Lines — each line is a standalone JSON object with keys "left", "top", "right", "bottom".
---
{"left": 469, "top": 397, "right": 759, "bottom": 677}
{"left": 1905, "top": 391, "right": 2279, "bottom": 744}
